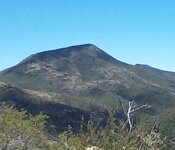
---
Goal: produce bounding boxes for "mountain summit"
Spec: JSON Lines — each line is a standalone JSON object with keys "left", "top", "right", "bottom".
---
{"left": 17, "top": 44, "right": 117, "bottom": 67}
{"left": 1, "top": 44, "right": 175, "bottom": 114}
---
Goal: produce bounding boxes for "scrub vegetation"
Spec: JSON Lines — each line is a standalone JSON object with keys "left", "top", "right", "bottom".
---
{"left": 0, "top": 103, "right": 166, "bottom": 150}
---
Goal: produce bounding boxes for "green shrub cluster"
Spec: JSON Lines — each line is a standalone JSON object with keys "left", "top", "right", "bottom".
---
{"left": 0, "top": 103, "right": 165, "bottom": 150}
{"left": 0, "top": 103, "right": 48, "bottom": 150}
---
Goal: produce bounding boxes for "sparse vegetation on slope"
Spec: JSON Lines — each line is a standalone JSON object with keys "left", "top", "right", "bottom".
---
{"left": 0, "top": 44, "right": 175, "bottom": 115}
{"left": 0, "top": 44, "right": 175, "bottom": 149}
{"left": 0, "top": 103, "right": 165, "bottom": 150}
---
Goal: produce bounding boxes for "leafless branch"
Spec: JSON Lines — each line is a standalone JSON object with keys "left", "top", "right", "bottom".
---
{"left": 126, "top": 101, "right": 150, "bottom": 132}
{"left": 130, "top": 104, "right": 149, "bottom": 114}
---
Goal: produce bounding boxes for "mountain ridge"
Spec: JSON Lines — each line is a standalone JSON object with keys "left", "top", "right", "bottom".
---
{"left": 0, "top": 44, "right": 175, "bottom": 115}
{"left": 1, "top": 44, "right": 175, "bottom": 148}
{"left": 2, "top": 44, "right": 128, "bottom": 74}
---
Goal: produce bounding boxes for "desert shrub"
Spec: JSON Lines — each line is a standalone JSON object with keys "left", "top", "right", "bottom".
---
{"left": 54, "top": 109, "right": 165, "bottom": 150}
{"left": 0, "top": 103, "right": 165, "bottom": 150}
{"left": 0, "top": 103, "right": 49, "bottom": 150}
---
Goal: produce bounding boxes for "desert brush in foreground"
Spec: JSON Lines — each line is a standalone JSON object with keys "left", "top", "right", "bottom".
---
{"left": 0, "top": 103, "right": 165, "bottom": 150}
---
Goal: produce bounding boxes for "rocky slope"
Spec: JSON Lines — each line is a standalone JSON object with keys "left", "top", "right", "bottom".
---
{"left": 0, "top": 44, "right": 175, "bottom": 114}
{"left": 0, "top": 81, "right": 90, "bottom": 132}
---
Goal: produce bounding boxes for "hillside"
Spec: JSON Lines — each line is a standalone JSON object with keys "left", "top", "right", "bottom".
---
{"left": 0, "top": 81, "right": 90, "bottom": 132}
{"left": 0, "top": 44, "right": 175, "bottom": 115}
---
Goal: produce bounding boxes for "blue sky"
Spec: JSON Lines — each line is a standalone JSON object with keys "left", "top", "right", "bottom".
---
{"left": 0, "top": 0, "right": 175, "bottom": 71}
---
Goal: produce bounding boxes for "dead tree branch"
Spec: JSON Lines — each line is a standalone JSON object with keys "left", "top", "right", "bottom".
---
{"left": 125, "top": 101, "right": 150, "bottom": 132}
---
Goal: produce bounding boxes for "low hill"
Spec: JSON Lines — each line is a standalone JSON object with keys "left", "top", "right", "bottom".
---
{"left": 0, "top": 81, "right": 90, "bottom": 132}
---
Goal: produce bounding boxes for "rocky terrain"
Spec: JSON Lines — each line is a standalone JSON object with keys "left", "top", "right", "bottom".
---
{"left": 0, "top": 44, "right": 175, "bottom": 131}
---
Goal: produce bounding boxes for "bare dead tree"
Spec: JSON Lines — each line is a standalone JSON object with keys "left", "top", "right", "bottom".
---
{"left": 119, "top": 100, "right": 150, "bottom": 132}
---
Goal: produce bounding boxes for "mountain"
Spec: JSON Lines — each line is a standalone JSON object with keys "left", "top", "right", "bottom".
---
{"left": 0, "top": 44, "right": 175, "bottom": 115}
{"left": 135, "top": 64, "right": 175, "bottom": 86}
{"left": 0, "top": 81, "right": 90, "bottom": 132}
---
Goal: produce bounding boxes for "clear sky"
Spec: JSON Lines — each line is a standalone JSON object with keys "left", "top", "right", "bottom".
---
{"left": 0, "top": 0, "right": 175, "bottom": 72}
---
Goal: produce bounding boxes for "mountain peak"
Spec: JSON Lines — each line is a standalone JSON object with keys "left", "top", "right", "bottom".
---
{"left": 1, "top": 44, "right": 175, "bottom": 116}
{"left": 69, "top": 43, "right": 98, "bottom": 49}
{"left": 30, "top": 44, "right": 101, "bottom": 60}
{"left": 39, "top": 43, "right": 99, "bottom": 53}
{"left": 2, "top": 44, "right": 125, "bottom": 75}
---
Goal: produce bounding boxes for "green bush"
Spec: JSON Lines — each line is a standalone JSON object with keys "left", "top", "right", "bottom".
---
{"left": 0, "top": 103, "right": 49, "bottom": 150}
{"left": 0, "top": 103, "right": 165, "bottom": 150}
{"left": 54, "top": 109, "right": 165, "bottom": 150}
